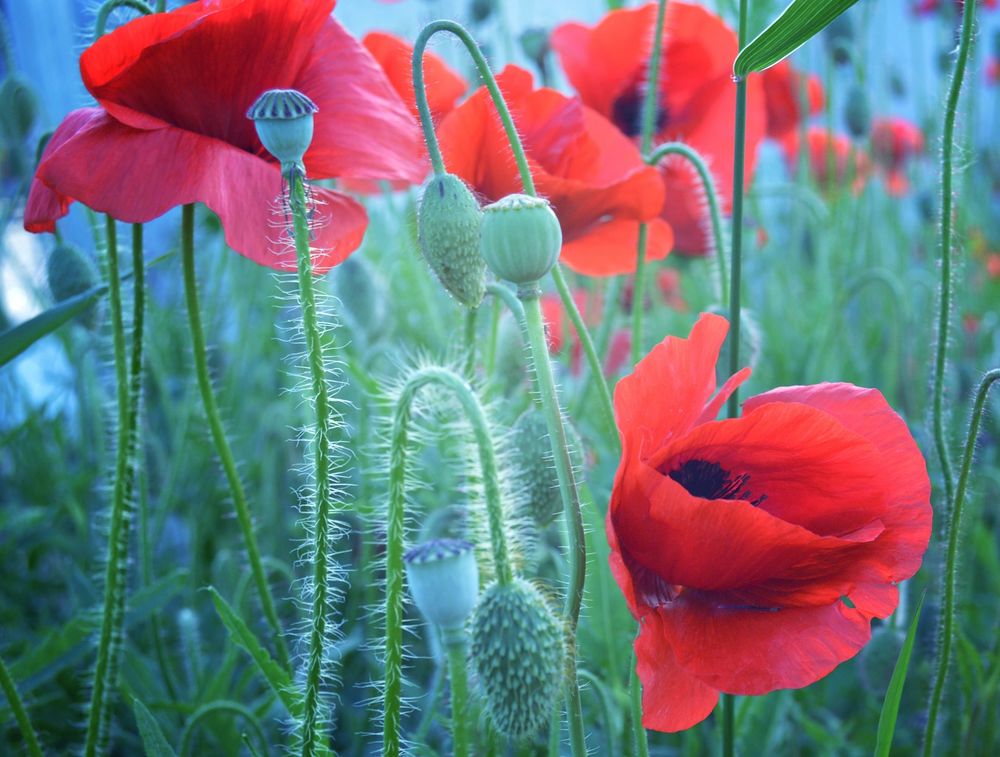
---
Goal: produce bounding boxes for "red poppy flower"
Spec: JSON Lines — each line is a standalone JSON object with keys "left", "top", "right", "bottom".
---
{"left": 551, "top": 2, "right": 766, "bottom": 256}
{"left": 437, "top": 65, "right": 670, "bottom": 276}
{"left": 987, "top": 253, "right": 1000, "bottom": 279}
{"left": 25, "top": 0, "right": 425, "bottom": 273}
{"left": 913, "top": 0, "right": 996, "bottom": 15}
{"left": 760, "top": 59, "right": 824, "bottom": 156}
{"left": 987, "top": 57, "right": 1000, "bottom": 85}
{"left": 870, "top": 117, "right": 924, "bottom": 196}
{"left": 784, "top": 127, "right": 870, "bottom": 194}
{"left": 609, "top": 313, "right": 931, "bottom": 731}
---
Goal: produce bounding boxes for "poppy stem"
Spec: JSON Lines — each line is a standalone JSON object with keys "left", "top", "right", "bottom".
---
{"left": 0, "top": 655, "right": 43, "bottom": 757}
{"left": 630, "top": 0, "right": 669, "bottom": 366}
{"left": 628, "top": 653, "right": 650, "bottom": 757}
{"left": 646, "top": 142, "right": 729, "bottom": 306}
{"left": 722, "top": 693, "right": 735, "bottom": 757}
{"left": 93, "top": 0, "right": 153, "bottom": 39}
{"left": 179, "top": 205, "right": 290, "bottom": 674}
{"left": 383, "top": 365, "right": 513, "bottom": 757}
{"left": 924, "top": 369, "right": 999, "bottom": 753}
{"left": 930, "top": 0, "right": 976, "bottom": 518}
{"left": 464, "top": 306, "right": 477, "bottom": 376}
{"left": 84, "top": 215, "right": 144, "bottom": 757}
{"left": 446, "top": 638, "right": 471, "bottom": 757}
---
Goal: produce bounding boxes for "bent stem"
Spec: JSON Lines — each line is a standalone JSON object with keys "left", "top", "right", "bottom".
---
{"left": 180, "top": 205, "right": 289, "bottom": 673}
{"left": 924, "top": 368, "right": 1000, "bottom": 754}
{"left": 94, "top": 0, "right": 153, "bottom": 39}
{"left": 383, "top": 365, "right": 512, "bottom": 757}
{"left": 647, "top": 142, "right": 729, "bottom": 305}
{"left": 931, "top": 0, "right": 977, "bottom": 514}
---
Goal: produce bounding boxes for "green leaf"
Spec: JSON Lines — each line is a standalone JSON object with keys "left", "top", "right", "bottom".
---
{"left": 0, "top": 284, "right": 106, "bottom": 367}
{"left": 733, "top": 0, "right": 860, "bottom": 77}
{"left": 133, "top": 697, "right": 178, "bottom": 757}
{"left": 206, "top": 587, "right": 300, "bottom": 719}
{"left": 875, "top": 593, "right": 926, "bottom": 757}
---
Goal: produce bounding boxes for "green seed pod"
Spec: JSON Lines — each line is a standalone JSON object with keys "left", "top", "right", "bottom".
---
{"left": 470, "top": 578, "right": 564, "bottom": 740}
{"left": 332, "top": 254, "right": 388, "bottom": 341}
{"left": 246, "top": 88, "right": 317, "bottom": 174}
{"left": 859, "top": 625, "right": 904, "bottom": 695}
{"left": 824, "top": 14, "right": 854, "bottom": 66}
{"left": 417, "top": 173, "right": 485, "bottom": 307}
{"left": 519, "top": 27, "right": 550, "bottom": 71}
{"left": 470, "top": 0, "right": 496, "bottom": 23}
{"left": 46, "top": 243, "right": 101, "bottom": 330}
{"left": 0, "top": 76, "right": 38, "bottom": 143}
{"left": 480, "top": 194, "right": 561, "bottom": 285}
{"left": 405, "top": 538, "right": 479, "bottom": 633}
{"left": 511, "top": 409, "right": 583, "bottom": 527}
{"left": 844, "top": 85, "right": 871, "bottom": 139}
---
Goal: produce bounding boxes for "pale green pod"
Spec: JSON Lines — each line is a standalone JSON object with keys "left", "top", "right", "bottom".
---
{"left": 246, "top": 89, "right": 318, "bottom": 174}
{"left": 405, "top": 538, "right": 479, "bottom": 632}
{"left": 480, "top": 193, "right": 562, "bottom": 285}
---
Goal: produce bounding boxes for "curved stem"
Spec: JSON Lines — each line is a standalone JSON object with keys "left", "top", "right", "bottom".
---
{"left": 94, "top": 0, "right": 153, "bottom": 38}
{"left": 520, "top": 290, "right": 587, "bottom": 757}
{"left": 383, "top": 365, "right": 513, "bottom": 756}
{"left": 631, "top": 0, "right": 669, "bottom": 365}
{"left": 924, "top": 368, "right": 1000, "bottom": 754}
{"left": 0, "top": 655, "right": 43, "bottom": 757}
{"left": 180, "top": 701, "right": 269, "bottom": 757}
{"left": 446, "top": 639, "right": 470, "bottom": 757}
{"left": 931, "top": 0, "right": 976, "bottom": 515}
{"left": 287, "top": 174, "right": 339, "bottom": 757}
{"left": 180, "top": 205, "right": 289, "bottom": 673}
{"left": 647, "top": 142, "right": 728, "bottom": 305}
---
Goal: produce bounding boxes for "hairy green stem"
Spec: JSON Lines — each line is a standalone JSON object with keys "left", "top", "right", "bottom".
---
{"left": 287, "top": 173, "right": 339, "bottom": 757}
{"left": 0, "top": 655, "right": 43, "bottom": 757}
{"left": 180, "top": 205, "right": 289, "bottom": 672}
{"left": 924, "top": 368, "right": 1000, "bottom": 753}
{"left": 931, "top": 0, "right": 976, "bottom": 516}
{"left": 383, "top": 365, "right": 513, "bottom": 756}
{"left": 631, "top": 0, "right": 669, "bottom": 365}
{"left": 446, "top": 639, "right": 471, "bottom": 757}
{"left": 628, "top": 656, "right": 649, "bottom": 757}
{"left": 647, "top": 142, "right": 728, "bottom": 305}
{"left": 94, "top": 0, "right": 153, "bottom": 38}
{"left": 464, "top": 306, "right": 477, "bottom": 376}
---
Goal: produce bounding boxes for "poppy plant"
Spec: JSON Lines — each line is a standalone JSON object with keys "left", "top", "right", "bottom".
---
{"left": 551, "top": 1, "right": 766, "bottom": 256}
{"left": 784, "top": 127, "right": 870, "bottom": 194}
{"left": 25, "top": 0, "right": 426, "bottom": 273}
{"left": 608, "top": 313, "right": 931, "bottom": 731}
{"left": 870, "top": 117, "right": 924, "bottom": 196}
{"left": 542, "top": 290, "right": 631, "bottom": 376}
{"left": 437, "top": 64, "right": 671, "bottom": 276}
{"left": 760, "top": 59, "right": 824, "bottom": 158}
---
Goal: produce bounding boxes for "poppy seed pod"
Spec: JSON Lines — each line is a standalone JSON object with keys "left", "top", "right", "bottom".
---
{"left": 480, "top": 194, "right": 561, "bottom": 285}
{"left": 405, "top": 538, "right": 479, "bottom": 633}
{"left": 0, "top": 76, "right": 38, "bottom": 143}
{"left": 46, "top": 243, "right": 100, "bottom": 329}
{"left": 417, "top": 173, "right": 486, "bottom": 307}
{"left": 246, "top": 89, "right": 318, "bottom": 175}
{"left": 470, "top": 577, "right": 564, "bottom": 740}
{"left": 844, "top": 85, "right": 871, "bottom": 139}
{"left": 511, "top": 409, "right": 584, "bottom": 527}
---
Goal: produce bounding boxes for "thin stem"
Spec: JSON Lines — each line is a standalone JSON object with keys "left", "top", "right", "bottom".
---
{"left": 575, "top": 277, "right": 624, "bottom": 416}
{"left": 0, "top": 655, "right": 44, "bottom": 757}
{"left": 383, "top": 365, "right": 513, "bottom": 756}
{"left": 647, "top": 142, "right": 728, "bottom": 305}
{"left": 631, "top": 0, "right": 669, "bottom": 365}
{"left": 722, "top": 693, "right": 734, "bottom": 757}
{"left": 924, "top": 368, "right": 1000, "bottom": 754}
{"left": 94, "top": 0, "right": 153, "bottom": 39}
{"left": 464, "top": 306, "right": 477, "bottom": 376}
{"left": 288, "top": 173, "right": 339, "bottom": 757}
{"left": 83, "top": 216, "right": 131, "bottom": 757}
{"left": 629, "top": 657, "right": 649, "bottom": 757}
{"left": 180, "top": 205, "right": 289, "bottom": 673}
{"left": 486, "top": 282, "right": 530, "bottom": 350}
{"left": 931, "top": 0, "right": 977, "bottom": 515}
{"left": 446, "top": 640, "right": 471, "bottom": 757}
{"left": 485, "top": 296, "right": 502, "bottom": 375}
{"left": 520, "top": 291, "right": 587, "bottom": 757}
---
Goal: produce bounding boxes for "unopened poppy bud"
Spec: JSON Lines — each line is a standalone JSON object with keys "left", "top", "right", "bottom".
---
{"left": 511, "top": 409, "right": 583, "bottom": 527}
{"left": 470, "top": 577, "right": 564, "bottom": 740}
{"left": 0, "top": 76, "right": 38, "bottom": 143}
{"left": 480, "top": 194, "right": 562, "bottom": 286}
{"left": 470, "top": 0, "right": 496, "bottom": 23}
{"left": 246, "top": 89, "right": 318, "bottom": 175}
{"left": 46, "top": 243, "right": 100, "bottom": 329}
{"left": 417, "top": 173, "right": 486, "bottom": 307}
{"left": 824, "top": 14, "right": 854, "bottom": 66}
{"left": 519, "top": 28, "right": 550, "bottom": 71}
{"left": 844, "top": 85, "right": 871, "bottom": 139}
{"left": 405, "top": 538, "right": 479, "bottom": 634}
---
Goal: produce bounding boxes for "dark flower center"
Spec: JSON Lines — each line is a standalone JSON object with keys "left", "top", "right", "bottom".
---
{"left": 611, "top": 86, "right": 670, "bottom": 138}
{"left": 668, "top": 459, "right": 767, "bottom": 506}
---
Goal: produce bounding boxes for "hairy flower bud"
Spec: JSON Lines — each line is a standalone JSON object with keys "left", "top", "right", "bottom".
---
{"left": 405, "top": 538, "right": 479, "bottom": 633}
{"left": 0, "top": 76, "right": 38, "bottom": 143}
{"left": 511, "top": 409, "right": 583, "bottom": 527}
{"left": 246, "top": 88, "right": 318, "bottom": 175}
{"left": 844, "top": 85, "right": 871, "bottom": 139}
{"left": 480, "top": 194, "right": 561, "bottom": 285}
{"left": 417, "top": 173, "right": 486, "bottom": 307}
{"left": 46, "top": 243, "right": 100, "bottom": 329}
{"left": 470, "top": 577, "right": 564, "bottom": 740}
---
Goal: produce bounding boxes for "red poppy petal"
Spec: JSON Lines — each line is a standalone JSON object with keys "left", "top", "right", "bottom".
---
{"left": 560, "top": 218, "right": 673, "bottom": 276}
{"left": 635, "top": 611, "right": 719, "bottom": 732}
{"left": 32, "top": 111, "right": 364, "bottom": 272}
{"left": 660, "top": 594, "right": 871, "bottom": 695}
{"left": 363, "top": 31, "right": 467, "bottom": 119}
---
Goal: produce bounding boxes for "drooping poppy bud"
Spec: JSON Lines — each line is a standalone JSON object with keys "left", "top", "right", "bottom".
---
{"left": 246, "top": 88, "right": 318, "bottom": 176}
{"left": 405, "top": 538, "right": 479, "bottom": 636}
{"left": 480, "top": 194, "right": 562, "bottom": 286}
{"left": 511, "top": 409, "right": 583, "bottom": 527}
{"left": 417, "top": 173, "right": 486, "bottom": 308}
{"left": 519, "top": 28, "right": 550, "bottom": 74}
{"left": 844, "top": 85, "right": 871, "bottom": 138}
{"left": 0, "top": 76, "right": 38, "bottom": 143}
{"left": 46, "top": 243, "right": 100, "bottom": 329}
{"left": 824, "top": 13, "right": 854, "bottom": 65}
{"left": 470, "top": 0, "right": 497, "bottom": 23}
{"left": 470, "top": 577, "right": 564, "bottom": 740}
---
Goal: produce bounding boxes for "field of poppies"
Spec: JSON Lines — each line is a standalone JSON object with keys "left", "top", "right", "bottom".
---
{"left": 1, "top": 0, "right": 999, "bottom": 755}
